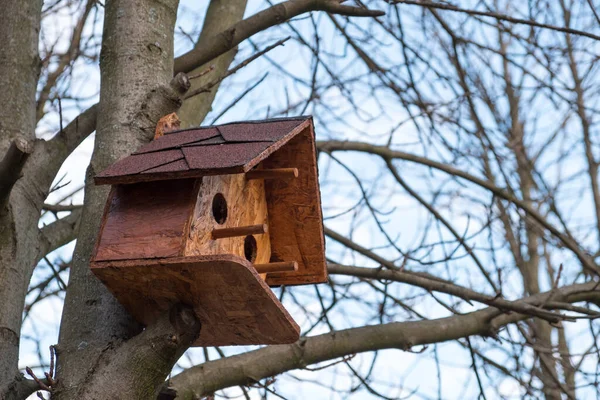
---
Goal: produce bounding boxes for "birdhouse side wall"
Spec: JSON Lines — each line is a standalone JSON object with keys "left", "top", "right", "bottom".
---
{"left": 92, "top": 179, "right": 199, "bottom": 262}
{"left": 184, "top": 173, "right": 271, "bottom": 269}
{"left": 262, "top": 125, "right": 328, "bottom": 286}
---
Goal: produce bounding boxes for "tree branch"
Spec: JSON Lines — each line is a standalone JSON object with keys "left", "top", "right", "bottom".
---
{"left": 183, "top": 37, "right": 290, "bottom": 100}
{"left": 392, "top": 0, "right": 600, "bottom": 42}
{"left": 3, "top": 374, "right": 47, "bottom": 400}
{"left": 35, "top": 0, "right": 384, "bottom": 190}
{"left": 173, "top": 0, "right": 384, "bottom": 74}
{"left": 327, "top": 263, "right": 571, "bottom": 323}
{"left": 317, "top": 140, "right": 600, "bottom": 276}
{"left": 38, "top": 208, "right": 82, "bottom": 258}
{"left": 42, "top": 203, "right": 83, "bottom": 213}
{"left": 0, "top": 137, "right": 34, "bottom": 212}
{"left": 177, "top": 0, "right": 248, "bottom": 127}
{"left": 170, "top": 281, "right": 600, "bottom": 399}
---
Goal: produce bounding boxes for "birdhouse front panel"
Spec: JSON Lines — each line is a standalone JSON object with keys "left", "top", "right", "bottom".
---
{"left": 185, "top": 173, "right": 272, "bottom": 278}
{"left": 91, "top": 116, "right": 327, "bottom": 346}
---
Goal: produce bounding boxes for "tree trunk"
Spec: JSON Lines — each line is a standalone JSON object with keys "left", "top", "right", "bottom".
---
{"left": 54, "top": 1, "right": 200, "bottom": 398}
{"left": 0, "top": 0, "right": 42, "bottom": 393}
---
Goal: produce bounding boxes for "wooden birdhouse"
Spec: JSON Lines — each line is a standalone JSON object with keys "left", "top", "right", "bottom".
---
{"left": 90, "top": 116, "right": 327, "bottom": 346}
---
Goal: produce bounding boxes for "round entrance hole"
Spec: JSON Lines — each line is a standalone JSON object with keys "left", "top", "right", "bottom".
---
{"left": 244, "top": 235, "right": 257, "bottom": 263}
{"left": 211, "top": 193, "right": 228, "bottom": 224}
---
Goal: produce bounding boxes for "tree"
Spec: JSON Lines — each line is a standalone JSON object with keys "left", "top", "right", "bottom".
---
{"left": 1, "top": 0, "right": 600, "bottom": 399}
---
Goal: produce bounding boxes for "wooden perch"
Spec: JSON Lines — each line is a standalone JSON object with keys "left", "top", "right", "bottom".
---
{"left": 212, "top": 224, "right": 268, "bottom": 239}
{"left": 246, "top": 168, "right": 298, "bottom": 181}
{"left": 254, "top": 261, "right": 298, "bottom": 274}
{"left": 0, "top": 137, "right": 34, "bottom": 211}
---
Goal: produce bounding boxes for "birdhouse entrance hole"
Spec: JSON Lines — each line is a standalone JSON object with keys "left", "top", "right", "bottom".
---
{"left": 244, "top": 235, "right": 257, "bottom": 262}
{"left": 211, "top": 193, "right": 227, "bottom": 224}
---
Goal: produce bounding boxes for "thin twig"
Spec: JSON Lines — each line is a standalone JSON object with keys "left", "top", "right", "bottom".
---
{"left": 25, "top": 367, "right": 51, "bottom": 392}
{"left": 392, "top": 0, "right": 600, "bottom": 41}
{"left": 209, "top": 72, "right": 269, "bottom": 125}
{"left": 188, "top": 65, "right": 215, "bottom": 80}
{"left": 184, "top": 37, "right": 290, "bottom": 100}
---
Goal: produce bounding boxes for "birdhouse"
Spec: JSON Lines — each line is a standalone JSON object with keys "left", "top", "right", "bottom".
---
{"left": 90, "top": 116, "right": 327, "bottom": 346}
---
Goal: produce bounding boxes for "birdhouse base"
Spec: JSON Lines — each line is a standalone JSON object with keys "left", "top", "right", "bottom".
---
{"left": 90, "top": 254, "right": 300, "bottom": 346}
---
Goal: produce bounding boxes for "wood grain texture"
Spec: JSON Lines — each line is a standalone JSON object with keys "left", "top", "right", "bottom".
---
{"left": 184, "top": 174, "right": 271, "bottom": 271}
{"left": 262, "top": 125, "right": 328, "bottom": 286}
{"left": 93, "top": 179, "right": 199, "bottom": 261}
{"left": 90, "top": 254, "right": 300, "bottom": 346}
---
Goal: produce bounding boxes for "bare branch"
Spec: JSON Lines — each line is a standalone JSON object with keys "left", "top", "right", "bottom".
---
{"left": 42, "top": 203, "right": 83, "bottom": 213}
{"left": 327, "top": 263, "right": 573, "bottom": 322}
{"left": 392, "top": 0, "right": 600, "bottom": 41}
{"left": 38, "top": 208, "right": 82, "bottom": 258}
{"left": 35, "top": 0, "right": 384, "bottom": 185}
{"left": 4, "top": 375, "right": 48, "bottom": 400}
{"left": 174, "top": 0, "right": 384, "bottom": 74}
{"left": 170, "top": 281, "right": 600, "bottom": 399}
{"left": 0, "top": 137, "right": 34, "bottom": 212}
{"left": 318, "top": 140, "right": 600, "bottom": 276}
{"left": 184, "top": 37, "right": 290, "bottom": 100}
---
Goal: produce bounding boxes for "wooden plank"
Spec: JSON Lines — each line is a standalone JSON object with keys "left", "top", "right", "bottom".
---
{"left": 262, "top": 125, "right": 328, "bottom": 286}
{"left": 91, "top": 254, "right": 300, "bottom": 346}
{"left": 246, "top": 168, "right": 298, "bottom": 181}
{"left": 93, "top": 179, "right": 198, "bottom": 261}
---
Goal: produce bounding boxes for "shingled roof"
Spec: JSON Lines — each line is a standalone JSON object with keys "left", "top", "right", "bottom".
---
{"left": 94, "top": 116, "right": 312, "bottom": 185}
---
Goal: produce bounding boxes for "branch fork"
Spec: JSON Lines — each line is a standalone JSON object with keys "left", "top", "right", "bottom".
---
{"left": 0, "top": 137, "right": 34, "bottom": 211}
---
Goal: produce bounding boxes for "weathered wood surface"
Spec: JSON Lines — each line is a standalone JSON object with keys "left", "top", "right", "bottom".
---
{"left": 93, "top": 179, "right": 199, "bottom": 261}
{"left": 90, "top": 255, "right": 300, "bottom": 346}
{"left": 184, "top": 173, "right": 271, "bottom": 269}
{"left": 262, "top": 125, "right": 328, "bottom": 286}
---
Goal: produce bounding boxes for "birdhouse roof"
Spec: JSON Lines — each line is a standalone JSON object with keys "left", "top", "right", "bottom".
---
{"left": 94, "top": 116, "right": 313, "bottom": 185}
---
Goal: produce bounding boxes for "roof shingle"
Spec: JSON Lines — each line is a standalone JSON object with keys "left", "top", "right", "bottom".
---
{"left": 133, "top": 128, "right": 220, "bottom": 154}
{"left": 94, "top": 116, "right": 311, "bottom": 185}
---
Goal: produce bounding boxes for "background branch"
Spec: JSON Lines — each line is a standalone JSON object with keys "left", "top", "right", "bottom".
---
{"left": 393, "top": 0, "right": 600, "bottom": 41}
{"left": 171, "top": 281, "right": 600, "bottom": 399}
